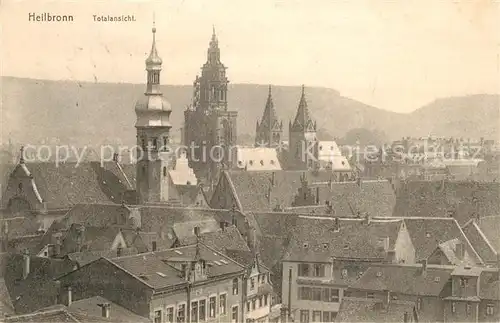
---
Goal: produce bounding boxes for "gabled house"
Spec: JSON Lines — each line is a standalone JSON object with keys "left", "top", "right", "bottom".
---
{"left": 57, "top": 243, "right": 247, "bottom": 322}
{"left": 335, "top": 297, "right": 418, "bottom": 323}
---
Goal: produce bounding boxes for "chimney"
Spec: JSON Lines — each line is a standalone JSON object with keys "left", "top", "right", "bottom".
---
{"left": 315, "top": 187, "right": 320, "bottom": 205}
{"left": 333, "top": 217, "right": 340, "bottom": 232}
{"left": 116, "top": 247, "right": 123, "bottom": 257}
{"left": 99, "top": 303, "right": 111, "bottom": 318}
{"left": 220, "top": 221, "right": 227, "bottom": 231}
{"left": 271, "top": 172, "right": 276, "bottom": 186}
{"left": 67, "top": 286, "right": 72, "bottom": 306}
{"left": 364, "top": 213, "right": 371, "bottom": 225}
{"left": 383, "top": 290, "right": 391, "bottom": 309}
{"left": 420, "top": 259, "right": 428, "bottom": 275}
{"left": 194, "top": 226, "right": 200, "bottom": 237}
{"left": 112, "top": 153, "right": 119, "bottom": 162}
{"left": 456, "top": 242, "right": 465, "bottom": 261}
{"left": 22, "top": 249, "right": 30, "bottom": 279}
{"left": 356, "top": 177, "right": 362, "bottom": 187}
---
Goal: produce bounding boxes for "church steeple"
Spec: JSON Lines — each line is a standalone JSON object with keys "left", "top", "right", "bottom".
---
{"left": 291, "top": 85, "right": 315, "bottom": 132}
{"left": 255, "top": 85, "right": 283, "bottom": 147}
{"left": 145, "top": 20, "right": 162, "bottom": 95}
{"left": 207, "top": 25, "right": 221, "bottom": 65}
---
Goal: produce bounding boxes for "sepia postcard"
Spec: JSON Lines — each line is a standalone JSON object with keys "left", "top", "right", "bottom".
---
{"left": 0, "top": 0, "right": 499, "bottom": 322}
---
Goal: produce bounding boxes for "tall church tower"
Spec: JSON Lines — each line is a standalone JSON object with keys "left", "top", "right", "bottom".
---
{"left": 255, "top": 85, "right": 283, "bottom": 148}
{"left": 288, "top": 85, "right": 318, "bottom": 170}
{"left": 184, "top": 27, "right": 238, "bottom": 184}
{"left": 135, "top": 23, "right": 172, "bottom": 204}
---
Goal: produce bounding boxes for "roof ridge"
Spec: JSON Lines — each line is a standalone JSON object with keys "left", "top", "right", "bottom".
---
{"left": 471, "top": 221, "right": 498, "bottom": 257}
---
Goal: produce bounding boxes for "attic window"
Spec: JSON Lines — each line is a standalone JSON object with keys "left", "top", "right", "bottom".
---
{"left": 434, "top": 277, "right": 440, "bottom": 282}
{"left": 238, "top": 161, "right": 243, "bottom": 166}
{"left": 376, "top": 271, "right": 382, "bottom": 277}
{"left": 319, "top": 146, "right": 323, "bottom": 151}
{"left": 341, "top": 161, "right": 345, "bottom": 165}
{"left": 249, "top": 160, "right": 254, "bottom": 166}
{"left": 260, "top": 160, "right": 264, "bottom": 166}
{"left": 214, "top": 260, "right": 222, "bottom": 266}
{"left": 303, "top": 243, "right": 309, "bottom": 248}
{"left": 330, "top": 146, "right": 334, "bottom": 150}
{"left": 426, "top": 232, "right": 431, "bottom": 238}
{"left": 322, "top": 243, "right": 328, "bottom": 249}
{"left": 174, "top": 250, "right": 183, "bottom": 255}
{"left": 343, "top": 244, "right": 349, "bottom": 250}
{"left": 220, "top": 259, "right": 229, "bottom": 265}
{"left": 156, "top": 272, "right": 166, "bottom": 277}
{"left": 139, "top": 274, "right": 148, "bottom": 280}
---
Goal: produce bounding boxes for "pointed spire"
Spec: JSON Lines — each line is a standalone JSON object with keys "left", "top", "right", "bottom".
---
{"left": 19, "top": 146, "right": 25, "bottom": 164}
{"left": 210, "top": 24, "right": 218, "bottom": 47}
{"left": 146, "top": 18, "right": 162, "bottom": 66}
{"left": 259, "top": 84, "right": 278, "bottom": 128}
{"left": 292, "top": 84, "right": 314, "bottom": 131}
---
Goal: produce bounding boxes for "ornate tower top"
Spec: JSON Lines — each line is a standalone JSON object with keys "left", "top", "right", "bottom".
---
{"left": 291, "top": 85, "right": 316, "bottom": 132}
{"left": 146, "top": 20, "right": 162, "bottom": 67}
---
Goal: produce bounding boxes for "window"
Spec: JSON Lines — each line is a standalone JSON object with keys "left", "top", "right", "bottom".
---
{"left": 330, "top": 289, "right": 340, "bottom": 302}
{"left": 313, "top": 264, "right": 325, "bottom": 277}
{"left": 451, "top": 302, "right": 456, "bottom": 314}
{"left": 177, "top": 304, "right": 185, "bottom": 323}
{"left": 231, "top": 306, "right": 238, "bottom": 322}
{"left": 298, "top": 287, "right": 311, "bottom": 300}
{"left": 246, "top": 301, "right": 250, "bottom": 312}
{"left": 466, "top": 303, "right": 471, "bottom": 316}
{"left": 417, "top": 298, "right": 423, "bottom": 311}
{"left": 367, "top": 292, "right": 375, "bottom": 299}
{"left": 312, "top": 288, "right": 322, "bottom": 301}
{"left": 460, "top": 277, "right": 469, "bottom": 287}
{"left": 264, "top": 295, "right": 268, "bottom": 306}
{"left": 300, "top": 310, "right": 310, "bottom": 323}
{"left": 153, "top": 138, "right": 158, "bottom": 150}
{"left": 163, "top": 166, "right": 167, "bottom": 177}
{"left": 252, "top": 299, "right": 256, "bottom": 310}
{"left": 154, "top": 310, "right": 162, "bottom": 323}
{"left": 152, "top": 241, "right": 157, "bottom": 251}
{"left": 209, "top": 297, "right": 216, "bottom": 318}
{"left": 486, "top": 304, "right": 494, "bottom": 316}
{"left": 219, "top": 294, "right": 226, "bottom": 315}
{"left": 191, "top": 301, "right": 198, "bottom": 323}
{"left": 199, "top": 300, "right": 206, "bottom": 322}
{"left": 341, "top": 269, "right": 348, "bottom": 279}
{"left": 312, "top": 311, "right": 322, "bottom": 322}
{"left": 258, "top": 296, "right": 263, "bottom": 307}
{"left": 166, "top": 307, "right": 174, "bottom": 323}
{"left": 250, "top": 278, "right": 255, "bottom": 290}
{"left": 298, "top": 264, "right": 310, "bottom": 277}
{"left": 232, "top": 278, "right": 239, "bottom": 295}
{"left": 323, "top": 312, "right": 336, "bottom": 323}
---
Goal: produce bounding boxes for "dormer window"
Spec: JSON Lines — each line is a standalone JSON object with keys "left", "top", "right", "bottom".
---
{"left": 250, "top": 278, "right": 255, "bottom": 290}
{"left": 460, "top": 277, "right": 469, "bottom": 287}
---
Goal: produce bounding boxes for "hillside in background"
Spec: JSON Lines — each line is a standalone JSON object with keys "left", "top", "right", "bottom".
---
{"left": 1, "top": 77, "right": 498, "bottom": 147}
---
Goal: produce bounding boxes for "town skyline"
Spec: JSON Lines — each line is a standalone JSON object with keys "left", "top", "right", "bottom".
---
{"left": 2, "top": 0, "right": 499, "bottom": 114}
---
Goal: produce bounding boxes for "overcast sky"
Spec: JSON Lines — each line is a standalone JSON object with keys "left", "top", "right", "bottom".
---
{"left": 1, "top": 0, "right": 499, "bottom": 113}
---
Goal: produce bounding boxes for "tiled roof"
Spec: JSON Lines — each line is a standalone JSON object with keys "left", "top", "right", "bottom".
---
{"left": 402, "top": 217, "right": 483, "bottom": 264}
{"left": 66, "top": 247, "right": 138, "bottom": 267}
{"left": 0, "top": 277, "right": 14, "bottom": 318}
{"left": 336, "top": 297, "right": 416, "bottom": 323}
{"left": 283, "top": 217, "right": 403, "bottom": 262}
{"left": 393, "top": 180, "right": 500, "bottom": 225}
{"left": 478, "top": 215, "right": 500, "bottom": 252}
{"left": 108, "top": 253, "right": 186, "bottom": 290}
{"left": 479, "top": 269, "right": 500, "bottom": 300}
{"left": 154, "top": 243, "right": 246, "bottom": 278}
{"left": 349, "top": 264, "right": 454, "bottom": 296}
{"left": 22, "top": 162, "right": 119, "bottom": 209}
{"left": 4, "top": 308, "right": 81, "bottom": 322}
{"left": 173, "top": 219, "right": 220, "bottom": 243}
{"left": 178, "top": 225, "right": 250, "bottom": 254}
{"left": 175, "top": 185, "right": 202, "bottom": 206}
{"left": 4, "top": 254, "right": 76, "bottom": 314}
{"left": 1, "top": 216, "right": 42, "bottom": 238}
{"left": 433, "top": 238, "right": 478, "bottom": 266}
{"left": 221, "top": 171, "right": 395, "bottom": 216}
{"left": 462, "top": 219, "right": 498, "bottom": 264}
{"left": 68, "top": 295, "right": 149, "bottom": 322}
{"left": 233, "top": 147, "right": 282, "bottom": 171}
{"left": 60, "top": 225, "right": 121, "bottom": 254}
{"left": 119, "top": 164, "right": 136, "bottom": 189}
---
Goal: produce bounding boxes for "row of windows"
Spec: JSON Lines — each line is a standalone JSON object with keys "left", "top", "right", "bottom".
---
{"left": 299, "top": 310, "right": 337, "bottom": 323}
{"left": 140, "top": 137, "right": 169, "bottom": 152}
{"left": 450, "top": 302, "right": 495, "bottom": 316}
{"left": 298, "top": 287, "right": 340, "bottom": 303}
{"left": 153, "top": 294, "right": 228, "bottom": 323}
{"left": 250, "top": 274, "right": 268, "bottom": 290}
{"left": 298, "top": 264, "right": 326, "bottom": 277}
{"left": 246, "top": 295, "right": 269, "bottom": 312}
